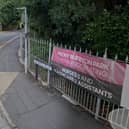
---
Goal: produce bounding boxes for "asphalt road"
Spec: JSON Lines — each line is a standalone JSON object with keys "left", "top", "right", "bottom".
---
{"left": 0, "top": 31, "right": 18, "bottom": 45}
{"left": 0, "top": 31, "right": 22, "bottom": 72}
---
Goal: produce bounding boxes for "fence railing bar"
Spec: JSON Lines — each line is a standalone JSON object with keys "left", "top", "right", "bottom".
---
{"left": 125, "top": 110, "right": 129, "bottom": 128}
{"left": 60, "top": 43, "right": 63, "bottom": 48}
{"left": 72, "top": 84, "right": 75, "bottom": 99}
{"left": 69, "top": 82, "right": 72, "bottom": 97}
{"left": 125, "top": 55, "right": 128, "bottom": 63}
{"left": 110, "top": 104, "right": 115, "bottom": 121}
{"left": 96, "top": 51, "right": 99, "bottom": 56}
{"left": 103, "top": 48, "right": 108, "bottom": 58}
{"left": 101, "top": 100, "right": 106, "bottom": 117}
{"left": 65, "top": 44, "right": 67, "bottom": 49}
{"left": 86, "top": 93, "right": 90, "bottom": 108}
{"left": 89, "top": 94, "right": 93, "bottom": 111}
{"left": 85, "top": 49, "right": 88, "bottom": 54}
{"left": 115, "top": 54, "right": 118, "bottom": 61}
{"left": 95, "top": 97, "right": 101, "bottom": 119}
{"left": 89, "top": 50, "right": 92, "bottom": 55}
{"left": 93, "top": 96, "right": 97, "bottom": 112}
{"left": 106, "top": 102, "right": 110, "bottom": 119}
{"left": 83, "top": 90, "right": 87, "bottom": 107}
{"left": 80, "top": 88, "right": 83, "bottom": 105}
{"left": 75, "top": 86, "right": 78, "bottom": 100}
{"left": 74, "top": 46, "right": 76, "bottom": 51}
{"left": 120, "top": 108, "right": 125, "bottom": 126}
{"left": 79, "top": 47, "right": 82, "bottom": 52}
{"left": 69, "top": 45, "right": 72, "bottom": 50}
{"left": 115, "top": 107, "right": 120, "bottom": 123}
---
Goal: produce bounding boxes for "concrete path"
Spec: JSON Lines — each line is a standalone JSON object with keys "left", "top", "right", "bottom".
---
{"left": 0, "top": 31, "right": 19, "bottom": 129}
{"left": 0, "top": 33, "right": 110, "bottom": 129}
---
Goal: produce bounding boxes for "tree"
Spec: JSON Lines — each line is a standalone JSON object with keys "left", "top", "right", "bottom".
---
{"left": 82, "top": 7, "right": 129, "bottom": 59}
{"left": 0, "top": 0, "right": 20, "bottom": 29}
{"left": 49, "top": 0, "right": 96, "bottom": 44}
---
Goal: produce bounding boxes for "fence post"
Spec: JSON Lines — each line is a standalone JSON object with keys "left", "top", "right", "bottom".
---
{"left": 89, "top": 50, "right": 92, "bottom": 55}
{"left": 35, "top": 64, "right": 38, "bottom": 80}
{"left": 96, "top": 51, "right": 99, "bottom": 56}
{"left": 95, "top": 49, "right": 108, "bottom": 119}
{"left": 19, "top": 33, "right": 23, "bottom": 58}
{"left": 79, "top": 47, "right": 82, "bottom": 52}
{"left": 103, "top": 48, "right": 108, "bottom": 58}
{"left": 28, "top": 37, "right": 31, "bottom": 68}
{"left": 95, "top": 97, "right": 101, "bottom": 119}
{"left": 95, "top": 50, "right": 102, "bottom": 120}
{"left": 47, "top": 39, "right": 52, "bottom": 87}
{"left": 61, "top": 43, "right": 63, "bottom": 48}
{"left": 74, "top": 46, "right": 76, "bottom": 51}
{"left": 25, "top": 36, "right": 28, "bottom": 74}
{"left": 125, "top": 55, "right": 128, "bottom": 63}
{"left": 65, "top": 45, "right": 67, "bottom": 49}
{"left": 69, "top": 45, "right": 71, "bottom": 50}
{"left": 85, "top": 49, "right": 88, "bottom": 54}
{"left": 115, "top": 54, "right": 118, "bottom": 61}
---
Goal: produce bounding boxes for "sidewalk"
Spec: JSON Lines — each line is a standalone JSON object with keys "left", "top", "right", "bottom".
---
{"left": 0, "top": 72, "right": 18, "bottom": 129}
{"left": 1, "top": 73, "right": 108, "bottom": 129}
{"left": 0, "top": 38, "right": 109, "bottom": 129}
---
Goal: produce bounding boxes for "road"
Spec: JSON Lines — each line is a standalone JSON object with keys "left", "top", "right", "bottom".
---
{"left": 0, "top": 31, "right": 22, "bottom": 72}
{"left": 0, "top": 31, "right": 18, "bottom": 45}
{"left": 0, "top": 31, "right": 108, "bottom": 129}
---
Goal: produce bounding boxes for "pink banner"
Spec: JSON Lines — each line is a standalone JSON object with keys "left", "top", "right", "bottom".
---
{"left": 52, "top": 47, "right": 127, "bottom": 86}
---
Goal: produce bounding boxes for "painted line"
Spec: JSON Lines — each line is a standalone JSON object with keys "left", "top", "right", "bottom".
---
{"left": 0, "top": 101, "right": 16, "bottom": 128}
{"left": 0, "top": 72, "right": 19, "bottom": 128}
{"left": 0, "top": 35, "right": 19, "bottom": 49}
{"left": 0, "top": 72, "right": 19, "bottom": 96}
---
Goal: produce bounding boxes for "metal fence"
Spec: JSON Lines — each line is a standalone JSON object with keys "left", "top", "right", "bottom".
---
{"left": 19, "top": 33, "right": 129, "bottom": 129}
{"left": 29, "top": 38, "right": 49, "bottom": 83}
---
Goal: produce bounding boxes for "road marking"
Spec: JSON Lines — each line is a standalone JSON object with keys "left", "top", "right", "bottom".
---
{"left": 0, "top": 101, "right": 17, "bottom": 128}
{"left": 0, "top": 44, "right": 5, "bottom": 49}
{"left": 0, "top": 72, "right": 18, "bottom": 96}
{"left": 0, "top": 36, "right": 19, "bottom": 49}
{"left": 0, "top": 72, "right": 19, "bottom": 128}
{"left": 0, "top": 45, "right": 3, "bottom": 48}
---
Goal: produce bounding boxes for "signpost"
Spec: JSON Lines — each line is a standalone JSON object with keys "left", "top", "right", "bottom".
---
{"left": 34, "top": 59, "right": 52, "bottom": 80}
{"left": 17, "top": 7, "right": 28, "bottom": 74}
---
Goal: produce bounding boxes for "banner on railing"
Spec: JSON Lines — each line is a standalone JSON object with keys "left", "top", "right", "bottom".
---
{"left": 52, "top": 47, "right": 127, "bottom": 104}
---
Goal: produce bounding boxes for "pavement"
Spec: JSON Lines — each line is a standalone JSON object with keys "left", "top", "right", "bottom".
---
{"left": 0, "top": 31, "right": 19, "bottom": 129}
{"left": 0, "top": 31, "right": 109, "bottom": 129}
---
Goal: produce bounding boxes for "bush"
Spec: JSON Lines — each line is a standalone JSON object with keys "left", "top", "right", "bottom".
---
{"left": 82, "top": 6, "right": 129, "bottom": 60}
{"left": 0, "top": 0, "right": 19, "bottom": 30}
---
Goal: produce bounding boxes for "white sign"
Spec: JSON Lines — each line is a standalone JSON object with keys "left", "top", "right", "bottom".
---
{"left": 34, "top": 60, "right": 52, "bottom": 71}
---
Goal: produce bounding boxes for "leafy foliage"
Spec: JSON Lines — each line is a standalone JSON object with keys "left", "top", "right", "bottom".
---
{"left": 82, "top": 6, "right": 129, "bottom": 59}
{"left": 49, "top": 0, "right": 96, "bottom": 44}
{"left": 0, "top": 0, "right": 20, "bottom": 29}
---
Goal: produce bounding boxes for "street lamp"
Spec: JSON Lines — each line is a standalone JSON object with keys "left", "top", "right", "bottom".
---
{"left": 17, "top": 7, "right": 28, "bottom": 74}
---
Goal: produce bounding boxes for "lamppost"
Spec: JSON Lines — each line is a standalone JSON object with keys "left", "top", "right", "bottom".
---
{"left": 17, "top": 7, "right": 28, "bottom": 74}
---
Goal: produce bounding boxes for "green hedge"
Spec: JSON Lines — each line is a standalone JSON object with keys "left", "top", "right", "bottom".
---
{"left": 82, "top": 7, "right": 129, "bottom": 60}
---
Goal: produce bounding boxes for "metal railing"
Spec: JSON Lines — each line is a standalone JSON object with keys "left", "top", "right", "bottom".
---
{"left": 19, "top": 33, "right": 129, "bottom": 129}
